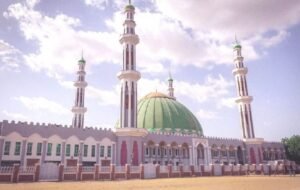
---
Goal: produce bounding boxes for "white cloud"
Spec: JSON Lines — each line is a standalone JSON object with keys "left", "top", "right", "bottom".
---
{"left": 139, "top": 74, "right": 234, "bottom": 104}
{"left": 106, "top": 7, "right": 259, "bottom": 71}
{"left": 155, "top": 0, "right": 300, "bottom": 41}
{"left": 218, "top": 97, "right": 236, "bottom": 109}
{"left": 83, "top": 0, "right": 107, "bottom": 9}
{"left": 176, "top": 75, "right": 234, "bottom": 103}
{"left": 0, "top": 39, "right": 21, "bottom": 72}
{"left": 247, "top": 30, "right": 289, "bottom": 48}
{"left": 58, "top": 80, "right": 74, "bottom": 89}
{"left": 196, "top": 109, "right": 217, "bottom": 120}
{"left": 4, "top": 2, "right": 121, "bottom": 79}
{"left": 4, "top": 0, "right": 298, "bottom": 81}
{"left": 26, "top": 0, "right": 40, "bottom": 8}
{"left": 13, "top": 96, "right": 70, "bottom": 115}
{"left": 2, "top": 110, "right": 29, "bottom": 121}
{"left": 86, "top": 85, "right": 119, "bottom": 106}
{"left": 58, "top": 79, "right": 120, "bottom": 106}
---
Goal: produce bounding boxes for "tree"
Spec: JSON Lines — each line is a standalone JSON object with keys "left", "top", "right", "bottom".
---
{"left": 282, "top": 135, "right": 300, "bottom": 164}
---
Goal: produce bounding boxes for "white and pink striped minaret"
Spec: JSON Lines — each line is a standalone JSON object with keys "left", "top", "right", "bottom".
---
{"left": 233, "top": 39, "right": 255, "bottom": 139}
{"left": 117, "top": 0, "right": 140, "bottom": 129}
{"left": 72, "top": 55, "right": 88, "bottom": 128}
{"left": 168, "top": 71, "right": 175, "bottom": 99}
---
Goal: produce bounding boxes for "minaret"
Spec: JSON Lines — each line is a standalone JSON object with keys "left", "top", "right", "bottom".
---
{"left": 233, "top": 38, "right": 255, "bottom": 139}
{"left": 71, "top": 54, "right": 88, "bottom": 128}
{"left": 168, "top": 71, "right": 175, "bottom": 99}
{"left": 117, "top": 0, "right": 140, "bottom": 128}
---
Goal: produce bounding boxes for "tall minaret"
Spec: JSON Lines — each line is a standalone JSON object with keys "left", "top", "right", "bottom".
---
{"left": 71, "top": 54, "right": 88, "bottom": 128}
{"left": 117, "top": 0, "right": 140, "bottom": 128}
{"left": 233, "top": 39, "right": 255, "bottom": 139}
{"left": 168, "top": 71, "right": 175, "bottom": 99}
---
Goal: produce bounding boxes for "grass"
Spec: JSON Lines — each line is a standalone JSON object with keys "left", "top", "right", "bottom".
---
{"left": 0, "top": 176, "right": 300, "bottom": 190}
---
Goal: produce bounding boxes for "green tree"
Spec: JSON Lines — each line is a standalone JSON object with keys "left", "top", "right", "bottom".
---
{"left": 282, "top": 135, "right": 300, "bottom": 164}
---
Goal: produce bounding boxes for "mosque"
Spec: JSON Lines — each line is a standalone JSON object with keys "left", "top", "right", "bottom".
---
{"left": 0, "top": 1, "right": 284, "bottom": 173}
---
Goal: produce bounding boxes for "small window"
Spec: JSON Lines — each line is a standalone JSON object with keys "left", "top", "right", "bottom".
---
{"left": 47, "top": 143, "right": 52, "bottom": 156}
{"left": 146, "top": 148, "right": 149, "bottom": 155}
{"left": 107, "top": 146, "right": 111, "bottom": 157}
{"left": 56, "top": 144, "right": 61, "bottom": 156}
{"left": 14, "top": 142, "right": 21, "bottom": 156}
{"left": 36, "top": 143, "right": 42, "bottom": 156}
{"left": 26, "top": 142, "right": 33, "bottom": 156}
{"left": 4, "top": 141, "right": 11, "bottom": 155}
{"left": 229, "top": 150, "right": 235, "bottom": 157}
{"left": 66, "top": 144, "right": 71, "bottom": 157}
{"left": 100, "top": 146, "right": 105, "bottom": 157}
{"left": 84, "top": 145, "right": 88, "bottom": 157}
{"left": 74, "top": 144, "right": 79, "bottom": 157}
{"left": 91, "top": 145, "right": 95, "bottom": 157}
{"left": 222, "top": 150, "right": 227, "bottom": 157}
{"left": 153, "top": 148, "right": 156, "bottom": 155}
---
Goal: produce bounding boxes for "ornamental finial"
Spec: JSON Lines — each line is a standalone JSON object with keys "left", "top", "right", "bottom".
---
{"left": 235, "top": 34, "right": 239, "bottom": 45}
{"left": 128, "top": 0, "right": 131, "bottom": 5}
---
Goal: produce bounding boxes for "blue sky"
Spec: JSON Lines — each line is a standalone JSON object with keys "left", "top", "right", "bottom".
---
{"left": 0, "top": 0, "right": 299, "bottom": 141}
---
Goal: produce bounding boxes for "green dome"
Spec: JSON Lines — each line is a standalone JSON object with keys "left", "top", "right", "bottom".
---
{"left": 125, "top": 4, "right": 135, "bottom": 11}
{"left": 137, "top": 92, "right": 203, "bottom": 136}
{"left": 78, "top": 57, "right": 85, "bottom": 64}
{"left": 234, "top": 44, "right": 242, "bottom": 49}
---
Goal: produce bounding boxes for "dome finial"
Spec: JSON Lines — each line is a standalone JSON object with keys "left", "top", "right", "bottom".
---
{"left": 233, "top": 34, "right": 242, "bottom": 49}
{"left": 79, "top": 49, "right": 86, "bottom": 64}
{"left": 81, "top": 49, "right": 84, "bottom": 60}
{"left": 168, "top": 68, "right": 173, "bottom": 80}
{"left": 128, "top": 0, "right": 131, "bottom": 5}
{"left": 235, "top": 34, "right": 239, "bottom": 45}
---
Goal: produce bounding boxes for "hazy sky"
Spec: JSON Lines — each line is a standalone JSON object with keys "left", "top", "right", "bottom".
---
{"left": 0, "top": 0, "right": 299, "bottom": 141}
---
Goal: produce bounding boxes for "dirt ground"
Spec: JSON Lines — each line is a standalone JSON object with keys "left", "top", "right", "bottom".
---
{"left": 0, "top": 175, "right": 299, "bottom": 190}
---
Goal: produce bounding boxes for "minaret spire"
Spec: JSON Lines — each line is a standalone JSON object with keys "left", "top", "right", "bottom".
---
{"left": 117, "top": 1, "right": 140, "bottom": 129}
{"left": 232, "top": 40, "right": 255, "bottom": 139}
{"left": 235, "top": 34, "right": 239, "bottom": 45}
{"left": 168, "top": 70, "right": 175, "bottom": 99}
{"left": 71, "top": 54, "right": 88, "bottom": 128}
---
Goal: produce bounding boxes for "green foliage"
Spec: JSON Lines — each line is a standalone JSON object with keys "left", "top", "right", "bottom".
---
{"left": 282, "top": 135, "right": 300, "bottom": 164}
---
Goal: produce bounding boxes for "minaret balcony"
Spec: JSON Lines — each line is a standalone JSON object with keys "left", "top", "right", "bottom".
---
{"left": 123, "top": 20, "right": 136, "bottom": 27}
{"left": 77, "top": 70, "right": 86, "bottom": 75}
{"left": 234, "top": 56, "right": 244, "bottom": 62}
{"left": 71, "top": 107, "right": 87, "bottom": 113}
{"left": 232, "top": 68, "right": 248, "bottom": 75}
{"left": 119, "top": 34, "right": 139, "bottom": 45}
{"left": 117, "top": 70, "right": 141, "bottom": 81}
{"left": 74, "top": 81, "right": 88, "bottom": 88}
{"left": 235, "top": 96, "right": 253, "bottom": 104}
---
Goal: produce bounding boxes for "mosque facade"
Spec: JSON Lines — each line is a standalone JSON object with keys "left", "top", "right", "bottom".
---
{"left": 0, "top": 2, "right": 285, "bottom": 171}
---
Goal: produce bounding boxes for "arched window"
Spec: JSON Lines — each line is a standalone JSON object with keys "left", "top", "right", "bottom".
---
{"left": 229, "top": 146, "right": 235, "bottom": 157}
{"left": 182, "top": 143, "right": 189, "bottom": 158}
{"left": 221, "top": 145, "right": 227, "bottom": 157}
{"left": 197, "top": 144, "right": 204, "bottom": 159}
{"left": 211, "top": 144, "right": 219, "bottom": 158}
